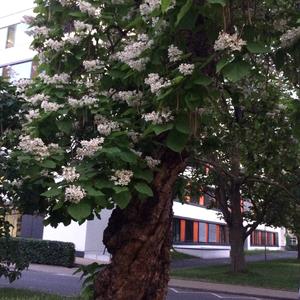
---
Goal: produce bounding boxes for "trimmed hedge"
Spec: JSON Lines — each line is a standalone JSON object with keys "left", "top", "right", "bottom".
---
{"left": 0, "top": 238, "right": 75, "bottom": 267}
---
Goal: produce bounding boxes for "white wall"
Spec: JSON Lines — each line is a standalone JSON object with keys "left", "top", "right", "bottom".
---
{"left": 43, "top": 221, "right": 88, "bottom": 252}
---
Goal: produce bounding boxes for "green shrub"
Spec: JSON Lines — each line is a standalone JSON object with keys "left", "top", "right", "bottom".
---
{"left": 0, "top": 238, "right": 75, "bottom": 267}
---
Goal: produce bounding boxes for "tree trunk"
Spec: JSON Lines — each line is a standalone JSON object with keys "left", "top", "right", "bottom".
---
{"left": 94, "top": 152, "right": 187, "bottom": 300}
{"left": 229, "top": 182, "right": 247, "bottom": 273}
{"left": 296, "top": 234, "right": 300, "bottom": 260}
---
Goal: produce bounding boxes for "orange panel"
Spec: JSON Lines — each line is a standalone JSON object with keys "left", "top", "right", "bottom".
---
{"left": 258, "top": 231, "right": 262, "bottom": 245}
{"left": 180, "top": 220, "right": 186, "bottom": 242}
{"left": 216, "top": 225, "right": 220, "bottom": 243}
{"left": 193, "top": 222, "right": 199, "bottom": 243}
{"left": 199, "top": 195, "right": 205, "bottom": 206}
{"left": 205, "top": 223, "right": 209, "bottom": 242}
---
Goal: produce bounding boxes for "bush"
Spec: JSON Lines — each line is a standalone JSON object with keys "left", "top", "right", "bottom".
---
{"left": 0, "top": 238, "right": 75, "bottom": 267}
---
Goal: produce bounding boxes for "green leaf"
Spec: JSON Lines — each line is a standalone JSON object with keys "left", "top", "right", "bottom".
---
{"left": 57, "top": 119, "right": 72, "bottom": 134}
{"left": 85, "top": 186, "right": 105, "bottom": 197}
{"left": 246, "top": 41, "right": 269, "bottom": 54}
{"left": 134, "top": 182, "right": 153, "bottom": 197}
{"left": 41, "top": 159, "right": 56, "bottom": 169}
{"left": 207, "top": 0, "right": 226, "bottom": 6}
{"left": 216, "top": 56, "right": 233, "bottom": 73}
{"left": 175, "top": 114, "right": 190, "bottom": 134}
{"left": 94, "top": 180, "right": 114, "bottom": 189}
{"left": 67, "top": 202, "right": 92, "bottom": 221}
{"left": 41, "top": 188, "right": 61, "bottom": 197}
{"left": 166, "top": 129, "right": 189, "bottom": 152}
{"left": 194, "top": 75, "right": 213, "bottom": 86}
{"left": 161, "top": 0, "right": 171, "bottom": 12}
{"left": 175, "top": 0, "right": 193, "bottom": 26}
{"left": 134, "top": 169, "right": 153, "bottom": 183}
{"left": 119, "top": 151, "right": 137, "bottom": 163}
{"left": 222, "top": 59, "right": 251, "bottom": 82}
{"left": 114, "top": 191, "right": 131, "bottom": 209}
{"left": 153, "top": 123, "right": 173, "bottom": 135}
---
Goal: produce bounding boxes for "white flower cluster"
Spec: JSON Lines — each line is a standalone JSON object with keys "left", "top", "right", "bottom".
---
{"left": 83, "top": 60, "right": 102, "bottom": 71}
{"left": 168, "top": 45, "right": 183, "bottom": 62}
{"left": 144, "top": 73, "right": 171, "bottom": 95}
{"left": 214, "top": 31, "right": 246, "bottom": 52}
{"left": 39, "top": 73, "right": 70, "bottom": 85}
{"left": 26, "top": 26, "right": 50, "bottom": 38}
{"left": 76, "top": 137, "right": 105, "bottom": 158}
{"left": 142, "top": 110, "right": 174, "bottom": 124}
{"left": 96, "top": 116, "right": 120, "bottom": 136}
{"left": 62, "top": 32, "right": 82, "bottom": 45}
{"left": 44, "top": 39, "right": 64, "bottom": 51}
{"left": 18, "top": 135, "right": 50, "bottom": 159}
{"left": 139, "top": 0, "right": 160, "bottom": 17}
{"left": 25, "top": 93, "right": 50, "bottom": 105}
{"left": 280, "top": 27, "right": 300, "bottom": 48}
{"left": 62, "top": 166, "right": 80, "bottom": 182}
{"left": 115, "top": 34, "right": 153, "bottom": 71}
{"left": 74, "top": 21, "right": 93, "bottom": 32}
{"left": 15, "top": 78, "right": 32, "bottom": 93}
{"left": 111, "top": 169, "right": 133, "bottom": 186}
{"left": 178, "top": 63, "right": 194, "bottom": 75}
{"left": 78, "top": 1, "right": 100, "bottom": 16}
{"left": 68, "top": 95, "right": 98, "bottom": 107}
{"left": 58, "top": 0, "right": 76, "bottom": 6}
{"left": 65, "top": 185, "right": 86, "bottom": 203}
{"left": 25, "top": 109, "right": 40, "bottom": 122}
{"left": 145, "top": 156, "right": 160, "bottom": 168}
{"left": 41, "top": 100, "right": 63, "bottom": 112}
{"left": 22, "top": 15, "right": 35, "bottom": 25}
{"left": 127, "top": 131, "right": 140, "bottom": 143}
{"left": 112, "top": 90, "right": 143, "bottom": 107}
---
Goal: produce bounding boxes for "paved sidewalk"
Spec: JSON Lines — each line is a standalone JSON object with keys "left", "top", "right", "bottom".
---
{"left": 169, "top": 279, "right": 299, "bottom": 300}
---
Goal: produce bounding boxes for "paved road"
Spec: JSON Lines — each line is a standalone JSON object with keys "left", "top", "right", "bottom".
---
{"left": 171, "top": 251, "right": 297, "bottom": 269}
{"left": 0, "top": 269, "right": 277, "bottom": 300}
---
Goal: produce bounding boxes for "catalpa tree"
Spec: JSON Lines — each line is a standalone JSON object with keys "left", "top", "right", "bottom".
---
{"left": 15, "top": 0, "right": 299, "bottom": 299}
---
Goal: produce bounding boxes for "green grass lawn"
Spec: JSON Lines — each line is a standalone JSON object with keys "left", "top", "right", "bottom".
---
{"left": 170, "top": 250, "right": 197, "bottom": 260}
{"left": 0, "top": 288, "right": 82, "bottom": 300}
{"left": 244, "top": 249, "right": 284, "bottom": 256}
{"left": 171, "top": 259, "right": 300, "bottom": 291}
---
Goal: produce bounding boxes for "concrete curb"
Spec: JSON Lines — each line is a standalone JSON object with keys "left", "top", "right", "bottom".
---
{"left": 169, "top": 278, "right": 299, "bottom": 300}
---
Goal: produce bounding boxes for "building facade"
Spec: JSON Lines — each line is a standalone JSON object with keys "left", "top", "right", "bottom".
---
{"left": 0, "top": 1, "right": 286, "bottom": 260}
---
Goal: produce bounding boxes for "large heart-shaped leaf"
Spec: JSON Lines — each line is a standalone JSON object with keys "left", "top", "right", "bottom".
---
{"left": 67, "top": 202, "right": 92, "bottom": 221}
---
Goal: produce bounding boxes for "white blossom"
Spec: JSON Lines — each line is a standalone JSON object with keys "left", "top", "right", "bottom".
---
{"left": 168, "top": 45, "right": 183, "bottom": 62}
{"left": 22, "top": 15, "right": 35, "bottom": 25}
{"left": 144, "top": 73, "right": 171, "bottom": 95}
{"left": 74, "top": 21, "right": 93, "bottom": 32}
{"left": 25, "top": 109, "right": 40, "bottom": 122}
{"left": 58, "top": 0, "right": 76, "bottom": 6}
{"left": 26, "top": 26, "right": 50, "bottom": 38}
{"left": 62, "top": 166, "right": 80, "bottom": 182}
{"left": 178, "top": 63, "right": 194, "bottom": 76}
{"left": 115, "top": 34, "right": 153, "bottom": 71}
{"left": 25, "top": 93, "right": 50, "bottom": 105}
{"left": 44, "top": 39, "right": 64, "bottom": 51}
{"left": 83, "top": 60, "right": 102, "bottom": 71}
{"left": 41, "top": 100, "right": 63, "bottom": 112}
{"left": 145, "top": 156, "right": 161, "bottom": 168}
{"left": 77, "top": 1, "right": 100, "bottom": 16}
{"left": 76, "top": 137, "right": 105, "bottom": 158}
{"left": 65, "top": 185, "right": 86, "bottom": 203}
{"left": 96, "top": 116, "right": 120, "bottom": 136}
{"left": 15, "top": 79, "right": 32, "bottom": 93}
{"left": 280, "top": 27, "right": 300, "bottom": 48}
{"left": 111, "top": 169, "right": 133, "bottom": 186}
{"left": 62, "top": 32, "right": 82, "bottom": 45}
{"left": 142, "top": 110, "right": 174, "bottom": 124}
{"left": 68, "top": 95, "right": 98, "bottom": 107}
{"left": 39, "top": 73, "right": 70, "bottom": 85}
{"left": 112, "top": 90, "right": 143, "bottom": 106}
{"left": 214, "top": 31, "right": 246, "bottom": 52}
{"left": 18, "top": 135, "right": 50, "bottom": 159}
{"left": 139, "top": 0, "right": 160, "bottom": 17}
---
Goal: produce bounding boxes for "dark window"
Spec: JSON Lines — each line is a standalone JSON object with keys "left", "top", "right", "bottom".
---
{"left": 173, "top": 218, "right": 180, "bottom": 242}
{"left": 199, "top": 222, "right": 206, "bottom": 242}
{"left": 185, "top": 220, "right": 193, "bottom": 242}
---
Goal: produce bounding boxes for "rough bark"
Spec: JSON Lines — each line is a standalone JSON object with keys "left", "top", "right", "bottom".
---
{"left": 94, "top": 152, "right": 187, "bottom": 300}
{"left": 228, "top": 181, "right": 247, "bottom": 273}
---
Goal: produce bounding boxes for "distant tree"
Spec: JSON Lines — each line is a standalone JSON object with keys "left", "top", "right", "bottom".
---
{"left": 12, "top": 0, "right": 300, "bottom": 299}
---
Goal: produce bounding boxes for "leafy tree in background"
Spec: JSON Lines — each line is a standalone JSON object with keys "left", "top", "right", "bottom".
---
{"left": 0, "top": 77, "right": 29, "bottom": 282}
{"left": 13, "top": 0, "right": 300, "bottom": 299}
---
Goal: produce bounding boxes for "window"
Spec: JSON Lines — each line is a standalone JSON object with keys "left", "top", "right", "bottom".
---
{"left": 6, "top": 25, "right": 16, "bottom": 48}
{"left": 208, "top": 224, "right": 217, "bottom": 243}
{"left": 199, "top": 222, "right": 207, "bottom": 243}
{"left": 0, "top": 61, "right": 33, "bottom": 81}
{"left": 290, "top": 237, "right": 297, "bottom": 246}
{"left": 173, "top": 219, "right": 180, "bottom": 243}
{"left": 0, "top": 27, "right": 8, "bottom": 49}
{"left": 185, "top": 220, "right": 193, "bottom": 242}
{"left": 250, "top": 230, "right": 278, "bottom": 246}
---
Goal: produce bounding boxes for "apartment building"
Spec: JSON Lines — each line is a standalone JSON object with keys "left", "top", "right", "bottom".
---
{"left": 0, "top": 1, "right": 286, "bottom": 260}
